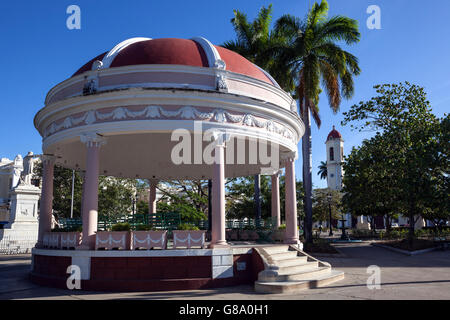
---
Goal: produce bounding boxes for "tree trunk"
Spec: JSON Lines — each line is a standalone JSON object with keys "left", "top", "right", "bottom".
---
{"left": 408, "top": 210, "right": 415, "bottom": 245}
{"left": 385, "top": 215, "right": 391, "bottom": 233}
{"left": 301, "top": 106, "right": 313, "bottom": 244}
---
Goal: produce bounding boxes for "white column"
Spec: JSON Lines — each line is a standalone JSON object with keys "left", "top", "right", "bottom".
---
{"left": 148, "top": 179, "right": 158, "bottom": 216}
{"left": 209, "top": 133, "right": 230, "bottom": 248}
{"left": 79, "top": 133, "right": 106, "bottom": 250}
{"left": 37, "top": 155, "right": 56, "bottom": 248}
{"left": 271, "top": 171, "right": 281, "bottom": 228}
{"left": 284, "top": 153, "right": 299, "bottom": 245}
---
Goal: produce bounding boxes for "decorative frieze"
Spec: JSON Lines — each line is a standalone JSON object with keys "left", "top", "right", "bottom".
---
{"left": 44, "top": 106, "right": 296, "bottom": 143}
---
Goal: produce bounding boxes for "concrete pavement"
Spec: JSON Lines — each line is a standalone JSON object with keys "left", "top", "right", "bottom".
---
{"left": 0, "top": 242, "right": 449, "bottom": 300}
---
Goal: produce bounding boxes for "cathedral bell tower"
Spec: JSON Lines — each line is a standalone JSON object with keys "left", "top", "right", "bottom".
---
{"left": 325, "top": 126, "right": 344, "bottom": 191}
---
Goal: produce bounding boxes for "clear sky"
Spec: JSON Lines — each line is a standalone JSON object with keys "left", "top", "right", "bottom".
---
{"left": 0, "top": 0, "right": 449, "bottom": 188}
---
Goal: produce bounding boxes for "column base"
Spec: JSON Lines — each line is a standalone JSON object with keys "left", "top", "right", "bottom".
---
{"left": 208, "top": 242, "right": 230, "bottom": 249}
{"left": 283, "top": 238, "right": 300, "bottom": 245}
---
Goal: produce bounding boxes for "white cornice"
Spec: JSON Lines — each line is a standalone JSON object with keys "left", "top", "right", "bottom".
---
{"left": 42, "top": 119, "right": 298, "bottom": 153}
{"left": 35, "top": 89, "right": 303, "bottom": 141}
{"left": 43, "top": 64, "right": 294, "bottom": 108}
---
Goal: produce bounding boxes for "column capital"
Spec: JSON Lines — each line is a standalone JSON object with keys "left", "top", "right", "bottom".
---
{"left": 261, "top": 168, "right": 283, "bottom": 176}
{"left": 148, "top": 179, "right": 159, "bottom": 187}
{"left": 281, "top": 150, "right": 297, "bottom": 162}
{"left": 80, "top": 133, "right": 107, "bottom": 148}
{"left": 211, "top": 131, "right": 231, "bottom": 148}
{"left": 41, "top": 154, "right": 58, "bottom": 165}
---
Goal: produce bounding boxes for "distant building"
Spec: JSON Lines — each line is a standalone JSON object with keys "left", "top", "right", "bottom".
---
{"left": 324, "top": 126, "right": 352, "bottom": 228}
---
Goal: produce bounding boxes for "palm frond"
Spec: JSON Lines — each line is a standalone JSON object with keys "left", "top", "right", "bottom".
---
{"left": 319, "top": 60, "right": 341, "bottom": 112}
{"left": 307, "top": 0, "right": 329, "bottom": 28}
{"left": 316, "top": 15, "right": 360, "bottom": 45}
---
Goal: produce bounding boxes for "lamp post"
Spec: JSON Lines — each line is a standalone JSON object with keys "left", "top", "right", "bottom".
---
{"left": 327, "top": 194, "right": 333, "bottom": 236}
{"left": 70, "top": 169, "right": 75, "bottom": 219}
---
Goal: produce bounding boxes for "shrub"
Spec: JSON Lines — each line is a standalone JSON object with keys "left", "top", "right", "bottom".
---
{"left": 177, "top": 223, "right": 200, "bottom": 231}
{"left": 51, "top": 226, "right": 81, "bottom": 232}
{"left": 278, "top": 224, "right": 286, "bottom": 230}
{"left": 111, "top": 222, "right": 131, "bottom": 231}
{"left": 135, "top": 224, "right": 155, "bottom": 231}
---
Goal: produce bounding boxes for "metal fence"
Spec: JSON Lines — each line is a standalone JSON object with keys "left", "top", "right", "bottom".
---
{"left": 0, "top": 235, "right": 37, "bottom": 255}
{"left": 58, "top": 215, "right": 277, "bottom": 232}
{"left": 59, "top": 212, "right": 183, "bottom": 231}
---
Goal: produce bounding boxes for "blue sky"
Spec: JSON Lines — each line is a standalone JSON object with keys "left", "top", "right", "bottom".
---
{"left": 0, "top": 0, "right": 449, "bottom": 188}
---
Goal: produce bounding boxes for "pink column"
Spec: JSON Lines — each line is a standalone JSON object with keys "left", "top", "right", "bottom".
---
{"left": 284, "top": 156, "right": 299, "bottom": 244}
{"left": 271, "top": 172, "right": 281, "bottom": 228}
{"left": 148, "top": 179, "right": 158, "bottom": 216}
{"left": 80, "top": 134, "right": 105, "bottom": 250}
{"left": 209, "top": 137, "right": 229, "bottom": 248}
{"left": 37, "top": 155, "right": 55, "bottom": 248}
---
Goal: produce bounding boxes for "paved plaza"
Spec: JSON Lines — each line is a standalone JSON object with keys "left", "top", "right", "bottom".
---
{"left": 0, "top": 242, "right": 449, "bottom": 300}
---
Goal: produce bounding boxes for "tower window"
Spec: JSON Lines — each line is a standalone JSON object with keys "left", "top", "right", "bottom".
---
{"left": 330, "top": 147, "right": 334, "bottom": 161}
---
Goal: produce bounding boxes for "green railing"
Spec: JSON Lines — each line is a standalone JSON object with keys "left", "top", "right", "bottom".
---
{"left": 225, "top": 217, "right": 276, "bottom": 230}
{"left": 59, "top": 212, "right": 182, "bottom": 231}
{"left": 58, "top": 215, "right": 278, "bottom": 232}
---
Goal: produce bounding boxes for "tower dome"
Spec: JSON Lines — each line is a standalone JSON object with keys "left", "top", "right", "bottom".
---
{"left": 326, "top": 125, "right": 342, "bottom": 141}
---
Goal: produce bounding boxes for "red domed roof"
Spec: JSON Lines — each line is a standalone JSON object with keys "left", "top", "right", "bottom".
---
{"left": 72, "top": 37, "right": 273, "bottom": 85}
{"left": 327, "top": 126, "right": 342, "bottom": 141}
{"left": 111, "top": 38, "right": 208, "bottom": 68}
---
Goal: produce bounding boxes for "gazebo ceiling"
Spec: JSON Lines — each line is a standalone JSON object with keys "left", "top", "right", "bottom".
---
{"left": 47, "top": 132, "right": 291, "bottom": 179}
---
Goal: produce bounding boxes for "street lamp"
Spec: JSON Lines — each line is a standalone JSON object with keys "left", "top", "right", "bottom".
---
{"left": 327, "top": 194, "right": 333, "bottom": 236}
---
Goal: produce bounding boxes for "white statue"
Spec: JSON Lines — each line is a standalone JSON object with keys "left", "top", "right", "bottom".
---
{"left": 22, "top": 152, "right": 35, "bottom": 185}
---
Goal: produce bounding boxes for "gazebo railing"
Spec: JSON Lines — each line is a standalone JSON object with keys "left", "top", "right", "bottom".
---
{"left": 59, "top": 215, "right": 277, "bottom": 232}
{"left": 59, "top": 212, "right": 183, "bottom": 231}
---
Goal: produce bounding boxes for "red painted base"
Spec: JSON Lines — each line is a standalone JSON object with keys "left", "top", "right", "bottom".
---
{"left": 30, "top": 251, "right": 265, "bottom": 292}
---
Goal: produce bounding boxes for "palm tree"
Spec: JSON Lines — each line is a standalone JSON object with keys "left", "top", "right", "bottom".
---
{"left": 318, "top": 161, "right": 327, "bottom": 180}
{"left": 223, "top": 4, "right": 295, "bottom": 92}
{"left": 274, "top": 0, "right": 361, "bottom": 243}
{"left": 223, "top": 5, "right": 296, "bottom": 225}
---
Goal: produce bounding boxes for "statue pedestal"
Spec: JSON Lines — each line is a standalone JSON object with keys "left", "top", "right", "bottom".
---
{"left": 0, "top": 183, "right": 41, "bottom": 253}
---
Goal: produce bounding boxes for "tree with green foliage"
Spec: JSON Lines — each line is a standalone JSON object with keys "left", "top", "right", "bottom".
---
{"left": 156, "top": 180, "right": 208, "bottom": 222}
{"left": 223, "top": 4, "right": 295, "bottom": 92}
{"left": 312, "top": 188, "right": 342, "bottom": 225}
{"left": 98, "top": 177, "right": 136, "bottom": 220}
{"left": 34, "top": 163, "right": 137, "bottom": 221}
{"left": 226, "top": 175, "right": 305, "bottom": 225}
{"left": 274, "top": 0, "right": 361, "bottom": 243}
{"left": 226, "top": 175, "right": 272, "bottom": 220}
{"left": 342, "top": 82, "right": 449, "bottom": 240}
{"left": 342, "top": 133, "right": 401, "bottom": 233}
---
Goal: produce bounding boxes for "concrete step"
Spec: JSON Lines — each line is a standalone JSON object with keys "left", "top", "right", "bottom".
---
{"left": 261, "top": 245, "right": 290, "bottom": 255}
{"left": 259, "top": 266, "right": 331, "bottom": 282}
{"left": 255, "top": 270, "right": 345, "bottom": 294}
{"left": 274, "top": 261, "right": 319, "bottom": 274}
{"left": 267, "top": 251, "right": 299, "bottom": 261}
{"left": 272, "top": 256, "right": 308, "bottom": 267}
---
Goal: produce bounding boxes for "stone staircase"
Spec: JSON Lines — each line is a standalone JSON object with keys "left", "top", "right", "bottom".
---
{"left": 254, "top": 245, "right": 344, "bottom": 294}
